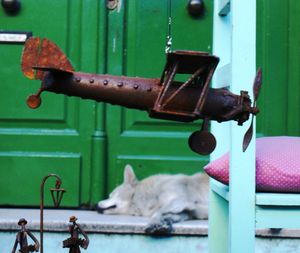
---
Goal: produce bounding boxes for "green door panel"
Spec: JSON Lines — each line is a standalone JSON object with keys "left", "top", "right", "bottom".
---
{"left": 0, "top": 153, "right": 80, "bottom": 206}
{"left": 115, "top": 155, "right": 210, "bottom": 184}
{"left": 0, "top": 0, "right": 106, "bottom": 207}
{"left": 106, "top": 0, "right": 213, "bottom": 192}
{"left": 171, "top": 0, "right": 213, "bottom": 52}
{"left": 256, "top": 0, "right": 300, "bottom": 137}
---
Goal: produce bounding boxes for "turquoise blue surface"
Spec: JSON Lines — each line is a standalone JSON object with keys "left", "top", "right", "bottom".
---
{"left": 2, "top": 232, "right": 300, "bottom": 253}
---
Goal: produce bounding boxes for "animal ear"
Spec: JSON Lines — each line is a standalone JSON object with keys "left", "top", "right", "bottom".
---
{"left": 124, "top": 164, "right": 137, "bottom": 185}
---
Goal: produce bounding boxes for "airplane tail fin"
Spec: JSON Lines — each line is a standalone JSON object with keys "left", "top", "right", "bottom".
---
{"left": 21, "top": 37, "right": 74, "bottom": 80}
{"left": 21, "top": 37, "right": 75, "bottom": 109}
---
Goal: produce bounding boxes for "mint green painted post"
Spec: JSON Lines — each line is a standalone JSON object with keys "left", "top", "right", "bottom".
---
{"left": 209, "top": 185, "right": 229, "bottom": 253}
{"left": 210, "top": 2, "right": 300, "bottom": 251}
{"left": 229, "top": 1, "right": 256, "bottom": 253}
{"left": 209, "top": 0, "right": 231, "bottom": 252}
{"left": 209, "top": 1, "right": 256, "bottom": 253}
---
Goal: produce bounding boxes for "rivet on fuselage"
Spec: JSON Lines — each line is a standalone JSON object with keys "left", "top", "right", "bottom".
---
{"left": 103, "top": 80, "right": 108, "bottom": 85}
{"left": 75, "top": 76, "right": 81, "bottom": 82}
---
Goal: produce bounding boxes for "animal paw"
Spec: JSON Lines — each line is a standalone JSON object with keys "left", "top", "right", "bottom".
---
{"left": 145, "top": 220, "right": 173, "bottom": 235}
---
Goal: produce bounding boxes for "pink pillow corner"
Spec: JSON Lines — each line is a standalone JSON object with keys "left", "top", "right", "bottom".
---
{"left": 204, "top": 152, "right": 229, "bottom": 185}
{"left": 204, "top": 136, "right": 300, "bottom": 193}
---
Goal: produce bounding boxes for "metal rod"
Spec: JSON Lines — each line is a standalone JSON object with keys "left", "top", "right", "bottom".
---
{"left": 161, "top": 66, "right": 205, "bottom": 108}
{"left": 40, "top": 174, "right": 63, "bottom": 253}
{"left": 154, "top": 61, "right": 178, "bottom": 110}
{"left": 165, "top": 0, "right": 172, "bottom": 54}
{"left": 194, "top": 63, "right": 218, "bottom": 114}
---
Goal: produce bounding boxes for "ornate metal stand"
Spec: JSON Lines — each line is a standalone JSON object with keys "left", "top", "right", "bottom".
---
{"left": 40, "top": 174, "right": 65, "bottom": 253}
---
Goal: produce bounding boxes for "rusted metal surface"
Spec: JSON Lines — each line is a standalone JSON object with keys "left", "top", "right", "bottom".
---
{"left": 63, "top": 216, "right": 89, "bottom": 253}
{"left": 42, "top": 72, "right": 161, "bottom": 111}
{"left": 21, "top": 37, "right": 74, "bottom": 80}
{"left": 188, "top": 119, "right": 216, "bottom": 155}
{"left": 35, "top": 38, "right": 74, "bottom": 80}
{"left": 152, "top": 50, "right": 220, "bottom": 123}
{"left": 11, "top": 218, "right": 39, "bottom": 253}
{"left": 26, "top": 88, "right": 43, "bottom": 109}
{"left": 189, "top": 130, "right": 216, "bottom": 155}
{"left": 21, "top": 37, "right": 262, "bottom": 155}
{"left": 21, "top": 37, "right": 40, "bottom": 79}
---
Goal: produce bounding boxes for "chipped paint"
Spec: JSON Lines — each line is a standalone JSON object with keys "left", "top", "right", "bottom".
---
{"left": 117, "top": 0, "right": 122, "bottom": 13}
{"left": 113, "top": 37, "right": 116, "bottom": 53}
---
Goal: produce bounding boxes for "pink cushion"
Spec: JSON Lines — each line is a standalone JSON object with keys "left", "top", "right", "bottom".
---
{"left": 204, "top": 136, "right": 300, "bottom": 192}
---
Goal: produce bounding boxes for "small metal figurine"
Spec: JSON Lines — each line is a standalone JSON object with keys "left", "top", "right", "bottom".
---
{"left": 63, "top": 216, "right": 89, "bottom": 253}
{"left": 11, "top": 218, "right": 39, "bottom": 253}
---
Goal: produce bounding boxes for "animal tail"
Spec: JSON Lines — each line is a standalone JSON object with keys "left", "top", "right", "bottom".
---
{"left": 21, "top": 37, "right": 74, "bottom": 80}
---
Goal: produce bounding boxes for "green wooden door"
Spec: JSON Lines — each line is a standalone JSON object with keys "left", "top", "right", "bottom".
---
{"left": 0, "top": 0, "right": 106, "bottom": 207}
{"left": 105, "top": 0, "right": 300, "bottom": 193}
{"left": 105, "top": 0, "right": 214, "bottom": 192}
{"left": 256, "top": 0, "right": 300, "bottom": 137}
{"left": 1, "top": 0, "right": 298, "bottom": 207}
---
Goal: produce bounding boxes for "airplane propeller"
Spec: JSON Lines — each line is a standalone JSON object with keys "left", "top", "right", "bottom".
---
{"left": 189, "top": 68, "right": 262, "bottom": 156}
{"left": 242, "top": 68, "right": 262, "bottom": 152}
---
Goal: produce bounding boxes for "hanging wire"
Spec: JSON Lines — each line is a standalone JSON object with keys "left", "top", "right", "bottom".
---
{"left": 165, "top": 0, "right": 172, "bottom": 54}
